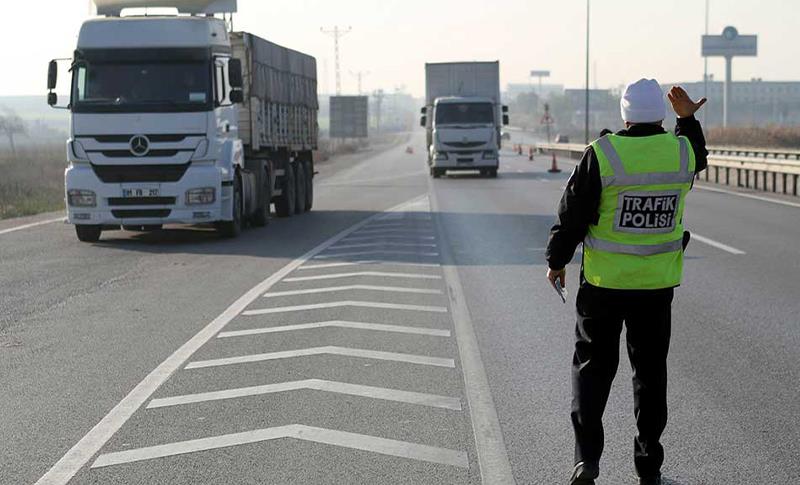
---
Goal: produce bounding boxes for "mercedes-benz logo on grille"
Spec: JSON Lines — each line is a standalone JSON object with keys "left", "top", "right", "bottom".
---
{"left": 129, "top": 135, "right": 150, "bottom": 157}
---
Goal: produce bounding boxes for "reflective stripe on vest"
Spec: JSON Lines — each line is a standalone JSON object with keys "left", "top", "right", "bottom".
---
{"left": 584, "top": 235, "right": 684, "bottom": 256}
{"left": 596, "top": 136, "right": 694, "bottom": 188}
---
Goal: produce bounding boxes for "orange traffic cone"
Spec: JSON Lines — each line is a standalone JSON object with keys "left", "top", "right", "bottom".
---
{"left": 548, "top": 153, "right": 561, "bottom": 173}
{"left": 529, "top": 146, "right": 535, "bottom": 161}
{"left": 517, "top": 144, "right": 523, "bottom": 156}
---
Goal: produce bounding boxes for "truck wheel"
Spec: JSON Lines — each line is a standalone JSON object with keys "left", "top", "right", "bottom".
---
{"left": 431, "top": 167, "right": 443, "bottom": 178}
{"left": 216, "top": 176, "right": 243, "bottom": 238}
{"left": 488, "top": 168, "right": 498, "bottom": 178}
{"left": 250, "top": 167, "right": 271, "bottom": 228}
{"left": 303, "top": 161, "right": 314, "bottom": 212}
{"left": 275, "top": 164, "right": 296, "bottom": 218}
{"left": 75, "top": 225, "right": 102, "bottom": 243}
{"left": 295, "top": 163, "right": 307, "bottom": 215}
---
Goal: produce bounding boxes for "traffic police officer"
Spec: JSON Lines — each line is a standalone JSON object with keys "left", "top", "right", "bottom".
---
{"left": 546, "top": 79, "right": 708, "bottom": 485}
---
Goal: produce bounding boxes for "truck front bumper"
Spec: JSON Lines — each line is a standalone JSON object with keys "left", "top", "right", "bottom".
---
{"left": 65, "top": 163, "right": 229, "bottom": 226}
{"left": 430, "top": 151, "right": 499, "bottom": 170}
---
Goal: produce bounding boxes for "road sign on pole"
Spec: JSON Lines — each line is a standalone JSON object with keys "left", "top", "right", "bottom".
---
{"left": 702, "top": 26, "right": 758, "bottom": 127}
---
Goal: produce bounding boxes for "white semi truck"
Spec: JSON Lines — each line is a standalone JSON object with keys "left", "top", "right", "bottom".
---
{"left": 420, "top": 62, "right": 508, "bottom": 178}
{"left": 47, "top": 0, "right": 317, "bottom": 242}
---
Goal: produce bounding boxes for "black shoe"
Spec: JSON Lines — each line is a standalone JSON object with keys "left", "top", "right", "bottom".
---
{"left": 638, "top": 474, "right": 662, "bottom": 485}
{"left": 569, "top": 461, "right": 599, "bottom": 485}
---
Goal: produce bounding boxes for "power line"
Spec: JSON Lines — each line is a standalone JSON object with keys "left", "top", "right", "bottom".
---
{"left": 350, "top": 71, "right": 370, "bottom": 95}
{"left": 320, "top": 26, "right": 352, "bottom": 95}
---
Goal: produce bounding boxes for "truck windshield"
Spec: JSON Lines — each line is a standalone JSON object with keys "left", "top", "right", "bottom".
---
{"left": 71, "top": 61, "right": 212, "bottom": 113}
{"left": 435, "top": 103, "right": 494, "bottom": 126}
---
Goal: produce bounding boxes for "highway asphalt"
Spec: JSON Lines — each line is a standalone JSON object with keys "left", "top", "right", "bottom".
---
{"left": 2, "top": 133, "right": 799, "bottom": 484}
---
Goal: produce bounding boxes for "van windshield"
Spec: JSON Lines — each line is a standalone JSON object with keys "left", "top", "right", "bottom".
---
{"left": 435, "top": 102, "right": 494, "bottom": 126}
{"left": 71, "top": 61, "right": 212, "bottom": 113}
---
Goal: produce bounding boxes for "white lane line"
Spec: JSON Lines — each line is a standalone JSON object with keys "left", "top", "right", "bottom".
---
{"left": 185, "top": 346, "right": 456, "bottom": 370}
{"left": 363, "top": 222, "right": 434, "bottom": 230}
{"left": 285, "top": 271, "right": 442, "bottom": 282}
{"left": 692, "top": 233, "right": 747, "bottom": 255}
{"left": 353, "top": 229, "right": 436, "bottom": 236}
{"left": 298, "top": 260, "right": 441, "bottom": 271}
{"left": 314, "top": 250, "right": 440, "bottom": 260}
{"left": 147, "top": 379, "right": 462, "bottom": 411}
{"left": 0, "top": 217, "right": 64, "bottom": 236}
{"left": 342, "top": 235, "right": 437, "bottom": 242}
{"left": 91, "top": 424, "right": 469, "bottom": 469}
{"left": 263, "top": 285, "right": 442, "bottom": 298}
{"left": 242, "top": 301, "right": 448, "bottom": 316}
{"left": 429, "top": 190, "right": 516, "bottom": 482}
{"left": 218, "top": 321, "right": 451, "bottom": 338}
{"left": 34, "top": 195, "right": 429, "bottom": 485}
{"left": 329, "top": 242, "right": 438, "bottom": 250}
{"left": 697, "top": 184, "right": 800, "bottom": 209}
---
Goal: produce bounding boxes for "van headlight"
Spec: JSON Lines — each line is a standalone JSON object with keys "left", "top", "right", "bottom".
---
{"left": 482, "top": 151, "right": 498, "bottom": 160}
{"left": 186, "top": 187, "right": 216, "bottom": 205}
{"left": 67, "top": 189, "right": 96, "bottom": 207}
{"left": 435, "top": 152, "right": 449, "bottom": 161}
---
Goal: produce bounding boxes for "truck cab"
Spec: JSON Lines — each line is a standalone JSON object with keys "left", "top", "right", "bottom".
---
{"left": 428, "top": 96, "right": 503, "bottom": 177}
{"left": 48, "top": 0, "right": 316, "bottom": 242}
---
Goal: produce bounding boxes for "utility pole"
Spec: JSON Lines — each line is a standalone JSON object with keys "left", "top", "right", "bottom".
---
{"left": 321, "top": 26, "right": 352, "bottom": 95}
{"left": 373, "top": 89, "right": 385, "bottom": 135}
{"left": 584, "top": 0, "right": 591, "bottom": 145}
{"left": 703, "top": 0, "right": 710, "bottom": 126}
{"left": 350, "top": 71, "right": 370, "bottom": 95}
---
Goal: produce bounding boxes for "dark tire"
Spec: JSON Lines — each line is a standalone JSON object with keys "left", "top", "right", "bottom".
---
{"left": 274, "top": 164, "right": 296, "bottom": 218}
{"left": 488, "top": 168, "right": 498, "bottom": 178}
{"left": 295, "top": 163, "right": 307, "bottom": 215}
{"left": 75, "top": 225, "right": 102, "bottom": 243}
{"left": 250, "top": 167, "right": 271, "bottom": 228}
{"left": 431, "top": 167, "right": 443, "bottom": 178}
{"left": 216, "top": 176, "right": 243, "bottom": 238}
{"left": 303, "top": 161, "right": 314, "bottom": 212}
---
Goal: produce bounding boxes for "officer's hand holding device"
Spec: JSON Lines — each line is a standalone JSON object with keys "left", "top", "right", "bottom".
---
{"left": 547, "top": 267, "right": 568, "bottom": 303}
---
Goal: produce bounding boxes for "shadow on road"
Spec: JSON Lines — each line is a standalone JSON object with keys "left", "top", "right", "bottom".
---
{"left": 91, "top": 209, "right": 559, "bottom": 267}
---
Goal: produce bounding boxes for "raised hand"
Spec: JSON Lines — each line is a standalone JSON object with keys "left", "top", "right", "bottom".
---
{"left": 667, "top": 86, "right": 708, "bottom": 119}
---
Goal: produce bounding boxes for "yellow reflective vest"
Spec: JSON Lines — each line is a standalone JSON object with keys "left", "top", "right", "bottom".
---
{"left": 583, "top": 133, "right": 696, "bottom": 290}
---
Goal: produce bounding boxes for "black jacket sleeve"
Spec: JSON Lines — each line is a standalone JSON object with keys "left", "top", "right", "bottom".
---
{"left": 545, "top": 148, "right": 602, "bottom": 270}
{"left": 675, "top": 115, "right": 708, "bottom": 173}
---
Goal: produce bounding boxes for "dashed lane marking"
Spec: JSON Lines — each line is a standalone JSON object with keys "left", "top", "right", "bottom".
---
{"left": 91, "top": 425, "right": 469, "bottom": 469}
{"left": 263, "top": 285, "right": 443, "bottom": 298}
{"left": 217, "top": 321, "right": 451, "bottom": 339}
{"left": 298, "top": 260, "right": 441, "bottom": 271}
{"left": 146, "top": 379, "right": 462, "bottom": 411}
{"left": 0, "top": 217, "right": 65, "bottom": 236}
{"left": 185, "top": 346, "right": 456, "bottom": 370}
{"left": 284, "top": 271, "right": 442, "bottom": 282}
{"left": 313, "top": 250, "right": 440, "bottom": 260}
{"left": 34, "top": 195, "right": 429, "bottom": 485}
{"left": 242, "top": 301, "right": 448, "bottom": 316}
{"left": 692, "top": 233, "right": 747, "bottom": 255}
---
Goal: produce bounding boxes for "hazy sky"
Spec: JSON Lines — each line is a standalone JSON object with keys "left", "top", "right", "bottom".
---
{"left": 3, "top": 0, "right": 799, "bottom": 97}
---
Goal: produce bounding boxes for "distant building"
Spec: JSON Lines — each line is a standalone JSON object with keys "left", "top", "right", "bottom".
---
{"left": 504, "top": 83, "right": 564, "bottom": 102}
{"left": 663, "top": 79, "right": 800, "bottom": 126}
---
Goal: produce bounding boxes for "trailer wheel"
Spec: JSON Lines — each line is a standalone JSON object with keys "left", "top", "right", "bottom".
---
{"left": 216, "top": 175, "right": 243, "bottom": 238}
{"left": 75, "top": 225, "right": 102, "bottom": 243}
{"left": 295, "top": 163, "right": 307, "bottom": 215}
{"left": 250, "top": 167, "right": 271, "bottom": 228}
{"left": 303, "top": 161, "right": 314, "bottom": 212}
{"left": 275, "top": 164, "right": 296, "bottom": 218}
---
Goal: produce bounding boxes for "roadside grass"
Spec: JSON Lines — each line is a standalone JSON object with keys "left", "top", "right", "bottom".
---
{"left": 0, "top": 145, "right": 66, "bottom": 220}
{"left": 706, "top": 125, "right": 800, "bottom": 149}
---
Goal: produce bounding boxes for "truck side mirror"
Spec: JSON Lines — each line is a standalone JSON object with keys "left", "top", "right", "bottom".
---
{"left": 503, "top": 114, "right": 509, "bottom": 126}
{"left": 502, "top": 105, "right": 508, "bottom": 113}
{"left": 228, "top": 59, "right": 243, "bottom": 89}
{"left": 48, "top": 92, "right": 58, "bottom": 106}
{"left": 230, "top": 89, "right": 244, "bottom": 104}
{"left": 420, "top": 107, "right": 427, "bottom": 115}
{"left": 48, "top": 60, "right": 58, "bottom": 91}
{"left": 420, "top": 116, "right": 426, "bottom": 127}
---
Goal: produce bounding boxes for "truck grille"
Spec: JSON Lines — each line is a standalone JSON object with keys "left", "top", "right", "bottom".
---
{"left": 88, "top": 134, "right": 197, "bottom": 143}
{"left": 99, "top": 150, "right": 184, "bottom": 158}
{"left": 108, "top": 197, "right": 176, "bottom": 206}
{"left": 91, "top": 163, "right": 191, "bottom": 183}
{"left": 111, "top": 209, "right": 172, "bottom": 219}
{"left": 444, "top": 141, "right": 485, "bottom": 148}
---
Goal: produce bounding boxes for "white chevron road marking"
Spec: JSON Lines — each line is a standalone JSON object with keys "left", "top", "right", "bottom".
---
{"left": 242, "top": 301, "right": 448, "bottom": 316}
{"left": 284, "top": 271, "right": 441, "bottom": 282}
{"left": 263, "top": 285, "right": 442, "bottom": 298}
{"left": 217, "top": 321, "right": 451, "bottom": 338}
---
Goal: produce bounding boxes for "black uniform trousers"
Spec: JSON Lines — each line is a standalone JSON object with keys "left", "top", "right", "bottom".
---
{"left": 571, "top": 283, "right": 674, "bottom": 478}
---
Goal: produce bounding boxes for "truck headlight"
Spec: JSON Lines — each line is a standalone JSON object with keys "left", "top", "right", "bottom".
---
{"left": 435, "top": 152, "right": 448, "bottom": 161}
{"left": 482, "top": 151, "right": 498, "bottom": 160}
{"left": 186, "top": 187, "right": 216, "bottom": 205}
{"left": 67, "top": 189, "right": 96, "bottom": 207}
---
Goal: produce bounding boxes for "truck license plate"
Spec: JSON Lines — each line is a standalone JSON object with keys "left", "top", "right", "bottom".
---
{"left": 123, "top": 187, "right": 160, "bottom": 198}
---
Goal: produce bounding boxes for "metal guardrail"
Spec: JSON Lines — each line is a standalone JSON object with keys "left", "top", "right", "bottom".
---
{"left": 531, "top": 142, "right": 800, "bottom": 197}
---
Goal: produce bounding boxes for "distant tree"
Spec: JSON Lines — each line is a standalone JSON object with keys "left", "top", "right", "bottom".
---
{"left": 0, "top": 108, "right": 27, "bottom": 155}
